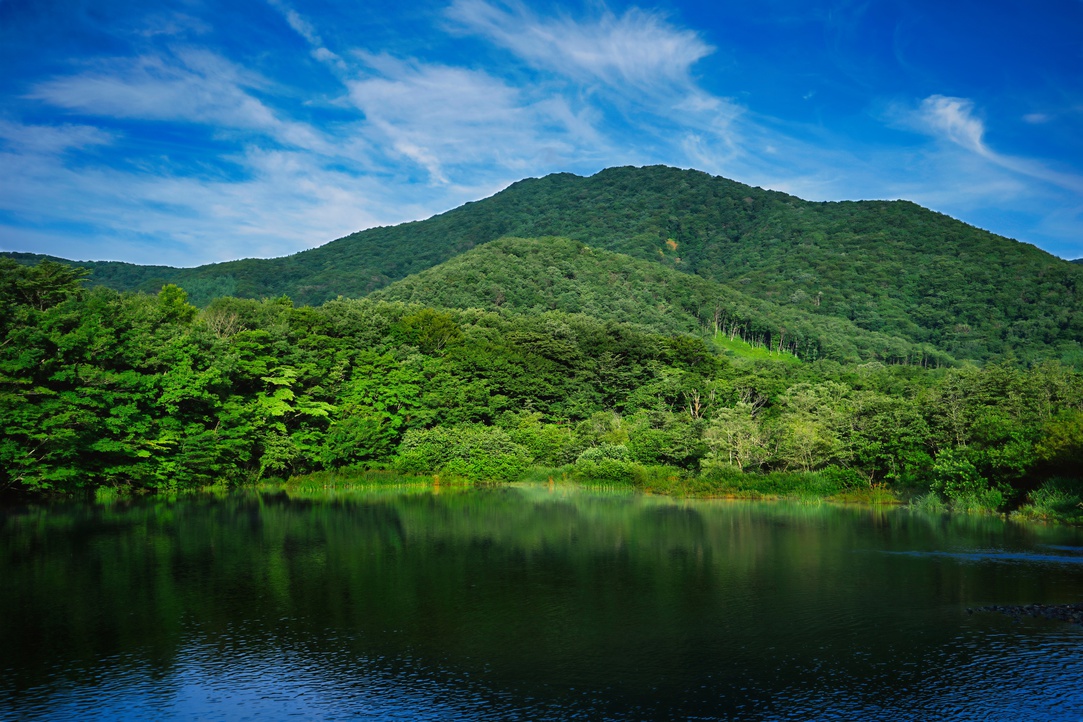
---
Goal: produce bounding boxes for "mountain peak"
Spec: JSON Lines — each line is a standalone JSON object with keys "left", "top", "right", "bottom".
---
{"left": 4, "top": 164, "right": 1081, "bottom": 362}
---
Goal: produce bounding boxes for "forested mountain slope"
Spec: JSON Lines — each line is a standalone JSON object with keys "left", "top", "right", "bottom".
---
{"left": 3, "top": 257, "right": 1081, "bottom": 514}
{"left": 6, "top": 165, "right": 1082, "bottom": 361}
{"left": 0, "top": 252, "right": 191, "bottom": 295}
{"left": 372, "top": 236, "right": 950, "bottom": 365}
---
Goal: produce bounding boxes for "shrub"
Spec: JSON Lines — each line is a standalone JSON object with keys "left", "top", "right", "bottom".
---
{"left": 930, "top": 449, "right": 987, "bottom": 500}
{"left": 819, "top": 465, "right": 868, "bottom": 490}
{"left": 929, "top": 449, "right": 1008, "bottom": 512}
{"left": 501, "top": 412, "right": 583, "bottom": 466}
{"left": 393, "top": 425, "right": 531, "bottom": 482}
{"left": 1013, "top": 477, "right": 1083, "bottom": 524}
{"left": 909, "top": 491, "right": 947, "bottom": 513}
{"left": 572, "top": 458, "right": 638, "bottom": 486}
{"left": 571, "top": 457, "right": 687, "bottom": 492}
{"left": 576, "top": 443, "right": 630, "bottom": 463}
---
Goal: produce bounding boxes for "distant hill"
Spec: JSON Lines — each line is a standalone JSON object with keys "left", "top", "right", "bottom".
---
{"left": 0, "top": 252, "right": 184, "bottom": 294}
{"left": 6, "top": 165, "right": 1082, "bottom": 361}
{"left": 372, "top": 236, "right": 951, "bottom": 365}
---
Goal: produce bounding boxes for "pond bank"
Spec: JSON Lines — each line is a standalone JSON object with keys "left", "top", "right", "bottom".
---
{"left": 267, "top": 466, "right": 1083, "bottom": 526}
{"left": 10, "top": 465, "right": 1080, "bottom": 527}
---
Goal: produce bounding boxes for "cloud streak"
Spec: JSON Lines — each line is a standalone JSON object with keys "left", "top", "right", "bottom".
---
{"left": 346, "top": 52, "right": 603, "bottom": 184}
{"left": 266, "top": 0, "right": 347, "bottom": 71}
{"left": 914, "top": 94, "right": 1083, "bottom": 195}
{"left": 0, "top": 132, "right": 311, "bottom": 258}
{"left": 0, "top": 120, "right": 113, "bottom": 155}
{"left": 2, "top": 1, "right": 1080, "bottom": 265}
{"left": 28, "top": 49, "right": 336, "bottom": 155}
{"left": 447, "top": 0, "right": 713, "bottom": 92}
{"left": 0, "top": 120, "right": 438, "bottom": 265}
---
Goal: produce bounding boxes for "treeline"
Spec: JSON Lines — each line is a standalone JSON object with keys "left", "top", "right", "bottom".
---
{"left": 2, "top": 259, "right": 1081, "bottom": 518}
{"left": 372, "top": 237, "right": 953, "bottom": 366}
{"left": 6, "top": 166, "right": 1083, "bottom": 364}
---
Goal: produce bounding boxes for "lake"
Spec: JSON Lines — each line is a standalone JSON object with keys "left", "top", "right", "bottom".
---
{"left": 2, "top": 485, "right": 1082, "bottom": 720}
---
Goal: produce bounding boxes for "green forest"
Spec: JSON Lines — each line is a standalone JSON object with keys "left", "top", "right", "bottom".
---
{"left": 7, "top": 166, "right": 1083, "bottom": 364}
{"left": 3, "top": 251, "right": 1082, "bottom": 522}
{"left": 371, "top": 236, "right": 952, "bottom": 366}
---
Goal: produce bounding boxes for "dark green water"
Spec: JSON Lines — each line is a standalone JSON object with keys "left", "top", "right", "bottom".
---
{"left": 2, "top": 485, "right": 1082, "bottom": 721}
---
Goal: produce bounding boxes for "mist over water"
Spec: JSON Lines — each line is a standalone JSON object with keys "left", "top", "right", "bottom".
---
{"left": 2, "top": 486, "right": 1082, "bottom": 720}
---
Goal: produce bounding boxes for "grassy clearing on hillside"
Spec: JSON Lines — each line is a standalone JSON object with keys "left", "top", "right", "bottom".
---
{"left": 712, "top": 333, "right": 802, "bottom": 363}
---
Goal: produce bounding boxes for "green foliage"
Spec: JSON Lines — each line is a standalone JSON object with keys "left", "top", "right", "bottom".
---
{"left": 577, "top": 443, "right": 631, "bottom": 463}
{"left": 156, "top": 284, "right": 198, "bottom": 323}
{"left": 1012, "top": 478, "right": 1083, "bottom": 524}
{"left": 373, "top": 236, "right": 945, "bottom": 364}
{"left": 712, "top": 334, "right": 802, "bottom": 363}
{"left": 848, "top": 390, "right": 933, "bottom": 485}
{"left": 568, "top": 457, "right": 690, "bottom": 492}
{"left": 929, "top": 449, "right": 1008, "bottom": 512}
{"left": 1035, "top": 410, "right": 1083, "bottom": 475}
{"left": 1, "top": 256, "right": 1081, "bottom": 519}
{"left": 699, "top": 465, "right": 852, "bottom": 499}
{"left": 395, "top": 308, "right": 463, "bottom": 354}
{"left": 703, "top": 406, "right": 767, "bottom": 472}
{"left": 320, "top": 351, "right": 431, "bottom": 467}
{"left": 571, "top": 458, "right": 640, "bottom": 486}
{"left": 909, "top": 491, "right": 948, "bottom": 514}
{"left": 501, "top": 412, "right": 582, "bottom": 466}
{"left": 624, "top": 413, "right": 705, "bottom": 468}
{"left": 393, "top": 425, "right": 531, "bottom": 482}
{"left": 930, "top": 449, "right": 987, "bottom": 499}
{"left": 0, "top": 257, "right": 87, "bottom": 313}
{"left": 8, "top": 165, "right": 1080, "bottom": 365}
{"left": 280, "top": 468, "right": 442, "bottom": 493}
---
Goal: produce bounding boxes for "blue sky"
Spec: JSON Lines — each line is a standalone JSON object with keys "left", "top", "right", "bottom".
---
{"left": 1, "top": 0, "right": 1081, "bottom": 266}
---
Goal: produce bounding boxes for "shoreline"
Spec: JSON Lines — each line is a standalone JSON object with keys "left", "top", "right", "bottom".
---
{"left": 8, "top": 467, "right": 1079, "bottom": 527}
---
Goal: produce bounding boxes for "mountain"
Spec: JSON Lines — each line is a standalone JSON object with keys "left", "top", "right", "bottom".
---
{"left": 0, "top": 252, "right": 188, "bottom": 294}
{"left": 372, "top": 236, "right": 950, "bottom": 365}
{"left": 6, "top": 165, "right": 1082, "bottom": 361}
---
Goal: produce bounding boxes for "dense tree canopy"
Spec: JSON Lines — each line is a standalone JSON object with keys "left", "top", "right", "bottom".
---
{"left": 6, "top": 166, "right": 1081, "bottom": 364}
{"left": 372, "top": 236, "right": 951, "bottom": 366}
{"left": 2, "top": 258, "right": 1080, "bottom": 520}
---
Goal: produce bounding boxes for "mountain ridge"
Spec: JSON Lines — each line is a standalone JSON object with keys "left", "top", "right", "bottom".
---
{"left": 5, "top": 165, "right": 1082, "bottom": 362}
{"left": 372, "top": 235, "right": 951, "bottom": 365}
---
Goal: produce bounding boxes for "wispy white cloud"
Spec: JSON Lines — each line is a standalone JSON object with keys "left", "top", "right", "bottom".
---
{"left": 445, "top": 0, "right": 753, "bottom": 180}
{"left": 4, "top": 2, "right": 1081, "bottom": 265}
{"left": 31, "top": 52, "right": 267, "bottom": 123}
{"left": 266, "top": 0, "right": 347, "bottom": 71}
{"left": 911, "top": 94, "right": 1083, "bottom": 194}
{"left": 269, "top": 1, "right": 607, "bottom": 185}
{"left": 345, "top": 52, "right": 604, "bottom": 183}
{"left": 7, "top": 3, "right": 588, "bottom": 264}
{"left": 447, "top": 0, "right": 712, "bottom": 93}
{"left": 915, "top": 95, "right": 986, "bottom": 154}
{"left": 27, "top": 49, "right": 337, "bottom": 155}
{"left": 0, "top": 119, "right": 113, "bottom": 155}
{"left": 0, "top": 120, "right": 431, "bottom": 265}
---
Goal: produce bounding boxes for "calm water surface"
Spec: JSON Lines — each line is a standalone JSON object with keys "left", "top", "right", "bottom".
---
{"left": 2, "top": 485, "right": 1082, "bottom": 720}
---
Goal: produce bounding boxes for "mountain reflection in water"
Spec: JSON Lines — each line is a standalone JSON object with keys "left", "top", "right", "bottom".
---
{"left": 2, "top": 485, "right": 1082, "bottom": 721}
